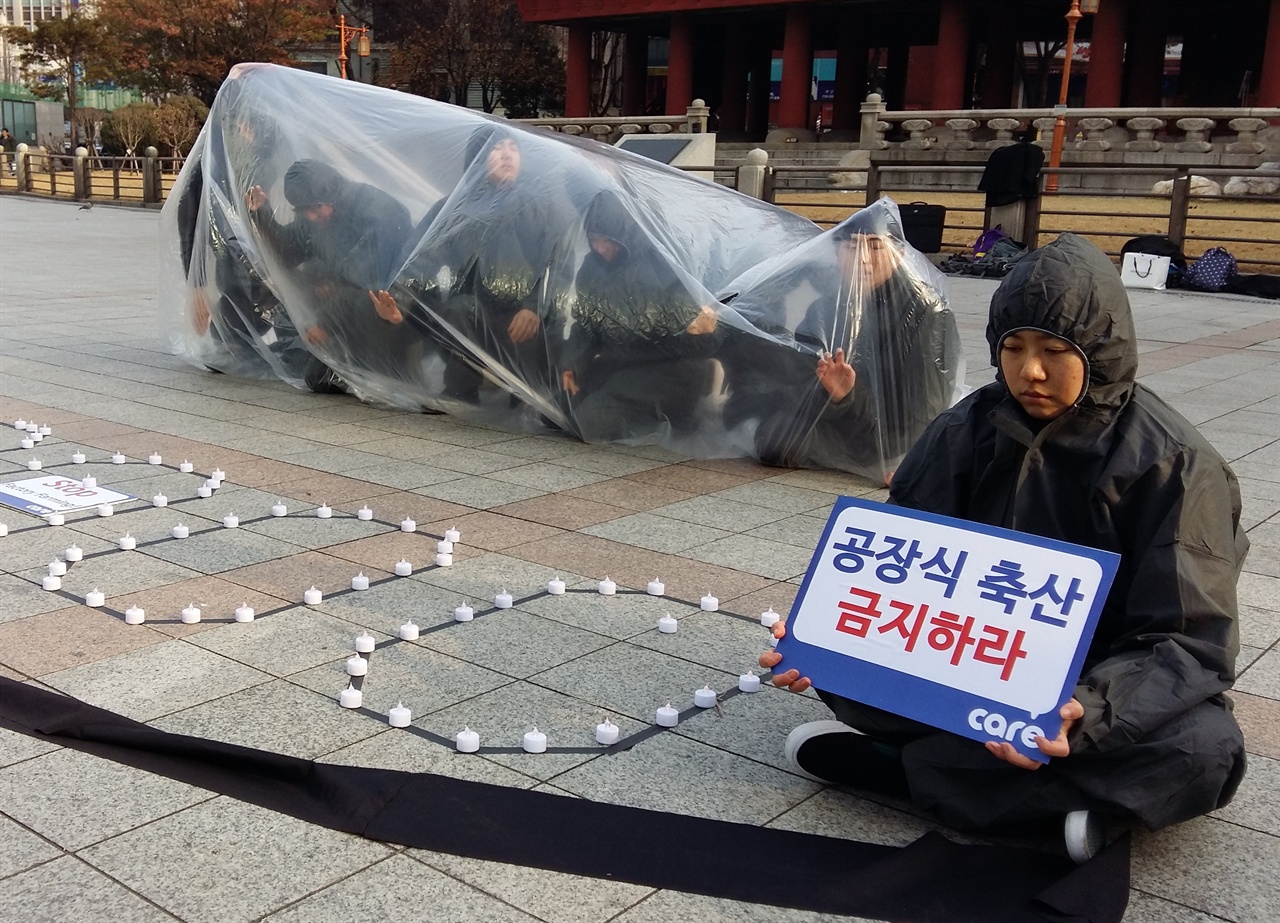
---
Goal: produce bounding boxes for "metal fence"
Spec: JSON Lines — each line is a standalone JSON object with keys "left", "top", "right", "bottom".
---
{"left": 0, "top": 145, "right": 180, "bottom": 206}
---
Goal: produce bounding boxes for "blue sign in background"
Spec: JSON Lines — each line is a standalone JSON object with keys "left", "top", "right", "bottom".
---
{"left": 776, "top": 496, "right": 1120, "bottom": 763}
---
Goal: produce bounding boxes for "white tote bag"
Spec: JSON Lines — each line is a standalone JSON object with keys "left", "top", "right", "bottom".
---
{"left": 1120, "top": 252, "right": 1171, "bottom": 290}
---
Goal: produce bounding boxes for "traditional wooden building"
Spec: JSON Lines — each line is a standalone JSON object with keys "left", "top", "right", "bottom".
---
{"left": 516, "top": 1, "right": 1280, "bottom": 137}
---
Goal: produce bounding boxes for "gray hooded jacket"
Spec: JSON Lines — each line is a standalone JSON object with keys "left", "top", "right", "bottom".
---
{"left": 890, "top": 234, "right": 1248, "bottom": 762}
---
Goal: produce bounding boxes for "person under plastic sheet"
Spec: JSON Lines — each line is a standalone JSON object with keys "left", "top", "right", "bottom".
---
{"left": 176, "top": 107, "right": 304, "bottom": 379}
{"left": 764, "top": 235, "right": 1248, "bottom": 861}
{"left": 245, "top": 159, "right": 413, "bottom": 393}
{"left": 719, "top": 201, "right": 961, "bottom": 475}
{"left": 557, "top": 189, "right": 723, "bottom": 442}
{"left": 391, "top": 127, "right": 577, "bottom": 409}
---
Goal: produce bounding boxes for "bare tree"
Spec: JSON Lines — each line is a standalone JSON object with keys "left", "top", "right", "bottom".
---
{"left": 103, "top": 102, "right": 156, "bottom": 170}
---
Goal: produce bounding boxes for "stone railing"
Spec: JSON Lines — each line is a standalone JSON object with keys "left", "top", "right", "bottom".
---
{"left": 517, "top": 100, "right": 711, "bottom": 143}
{"left": 859, "top": 94, "right": 1280, "bottom": 164}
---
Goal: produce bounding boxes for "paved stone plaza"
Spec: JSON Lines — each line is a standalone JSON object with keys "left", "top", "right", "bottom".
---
{"left": 0, "top": 196, "right": 1277, "bottom": 922}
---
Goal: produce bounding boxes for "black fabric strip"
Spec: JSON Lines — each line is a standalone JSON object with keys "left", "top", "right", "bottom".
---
{"left": 0, "top": 678, "right": 1127, "bottom": 922}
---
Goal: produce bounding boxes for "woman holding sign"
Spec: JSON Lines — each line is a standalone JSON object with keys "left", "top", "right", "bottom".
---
{"left": 763, "top": 234, "right": 1248, "bottom": 864}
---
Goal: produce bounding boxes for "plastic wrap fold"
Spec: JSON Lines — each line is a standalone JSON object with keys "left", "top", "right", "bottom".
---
{"left": 161, "top": 63, "right": 964, "bottom": 479}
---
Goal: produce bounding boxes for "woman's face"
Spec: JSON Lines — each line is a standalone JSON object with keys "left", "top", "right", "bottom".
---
{"left": 838, "top": 234, "right": 899, "bottom": 293}
{"left": 486, "top": 138, "right": 521, "bottom": 186}
{"left": 998, "top": 330, "right": 1087, "bottom": 420}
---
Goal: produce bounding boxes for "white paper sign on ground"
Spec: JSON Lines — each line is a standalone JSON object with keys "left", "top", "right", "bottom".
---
{"left": 0, "top": 476, "right": 136, "bottom": 516}
{"left": 777, "top": 497, "right": 1120, "bottom": 762}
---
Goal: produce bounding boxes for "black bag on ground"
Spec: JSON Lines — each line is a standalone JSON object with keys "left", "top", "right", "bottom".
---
{"left": 900, "top": 202, "right": 947, "bottom": 253}
{"left": 1120, "top": 235, "right": 1186, "bottom": 288}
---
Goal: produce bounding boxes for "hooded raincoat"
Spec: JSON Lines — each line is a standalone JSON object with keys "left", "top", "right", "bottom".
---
{"left": 824, "top": 234, "right": 1248, "bottom": 831}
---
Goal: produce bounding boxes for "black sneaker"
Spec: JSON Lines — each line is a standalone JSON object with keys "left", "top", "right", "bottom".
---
{"left": 1063, "top": 810, "right": 1106, "bottom": 864}
{"left": 784, "top": 720, "right": 908, "bottom": 794}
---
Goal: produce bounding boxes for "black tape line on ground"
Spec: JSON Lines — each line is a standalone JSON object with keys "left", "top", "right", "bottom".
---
{"left": 0, "top": 677, "right": 1129, "bottom": 923}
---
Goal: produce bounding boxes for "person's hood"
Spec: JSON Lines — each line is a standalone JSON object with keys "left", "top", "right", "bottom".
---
{"left": 584, "top": 190, "right": 631, "bottom": 258}
{"left": 986, "top": 233, "right": 1137, "bottom": 416}
{"left": 283, "top": 159, "right": 348, "bottom": 208}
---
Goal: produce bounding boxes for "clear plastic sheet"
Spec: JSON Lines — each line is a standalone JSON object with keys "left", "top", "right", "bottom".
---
{"left": 161, "top": 63, "right": 963, "bottom": 479}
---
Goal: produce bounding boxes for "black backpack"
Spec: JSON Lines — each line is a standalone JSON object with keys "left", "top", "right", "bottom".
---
{"left": 1121, "top": 235, "right": 1187, "bottom": 288}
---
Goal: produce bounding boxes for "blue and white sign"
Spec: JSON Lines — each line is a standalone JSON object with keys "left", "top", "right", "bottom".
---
{"left": 0, "top": 476, "right": 136, "bottom": 516}
{"left": 777, "top": 497, "right": 1120, "bottom": 762}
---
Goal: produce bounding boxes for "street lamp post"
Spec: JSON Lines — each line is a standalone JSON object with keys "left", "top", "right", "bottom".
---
{"left": 1045, "top": 0, "right": 1101, "bottom": 193}
{"left": 337, "top": 14, "right": 371, "bottom": 81}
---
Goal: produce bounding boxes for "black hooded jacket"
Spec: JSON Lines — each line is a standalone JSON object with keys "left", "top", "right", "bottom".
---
{"left": 889, "top": 234, "right": 1248, "bottom": 757}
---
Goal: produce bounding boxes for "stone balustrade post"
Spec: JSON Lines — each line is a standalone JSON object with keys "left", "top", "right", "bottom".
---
{"left": 1226, "top": 117, "right": 1267, "bottom": 154}
{"left": 1124, "top": 117, "right": 1165, "bottom": 151}
{"left": 738, "top": 148, "right": 769, "bottom": 199}
{"left": 15, "top": 142, "right": 29, "bottom": 191}
{"left": 685, "top": 99, "right": 710, "bottom": 133}
{"left": 1076, "top": 117, "right": 1114, "bottom": 151}
{"left": 1175, "top": 118, "right": 1215, "bottom": 153}
{"left": 986, "top": 118, "right": 1023, "bottom": 149}
{"left": 945, "top": 118, "right": 978, "bottom": 150}
{"left": 859, "top": 93, "right": 888, "bottom": 149}
{"left": 73, "top": 146, "right": 90, "bottom": 200}
{"left": 901, "top": 118, "right": 934, "bottom": 150}
{"left": 142, "top": 146, "right": 160, "bottom": 204}
{"left": 1030, "top": 117, "right": 1058, "bottom": 150}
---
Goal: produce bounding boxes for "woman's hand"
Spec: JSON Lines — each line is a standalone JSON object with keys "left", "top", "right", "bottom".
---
{"left": 817, "top": 348, "right": 856, "bottom": 401}
{"left": 370, "top": 290, "right": 403, "bottom": 323}
{"left": 686, "top": 305, "right": 719, "bottom": 335}
{"left": 985, "top": 698, "right": 1083, "bottom": 770}
{"left": 759, "top": 621, "right": 812, "bottom": 693}
{"left": 561, "top": 369, "right": 580, "bottom": 396}
{"left": 191, "top": 289, "right": 211, "bottom": 336}
{"left": 508, "top": 307, "right": 539, "bottom": 344}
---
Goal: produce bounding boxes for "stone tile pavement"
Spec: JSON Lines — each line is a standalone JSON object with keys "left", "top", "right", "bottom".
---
{"left": 1, "top": 196, "right": 1278, "bottom": 922}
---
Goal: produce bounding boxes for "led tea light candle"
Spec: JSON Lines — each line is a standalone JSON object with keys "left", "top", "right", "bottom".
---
{"left": 454, "top": 602, "right": 474, "bottom": 622}
{"left": 739, "top": 670, "right": 762, "bottom": 693}
{"left": 124, "top": 605, "right": 145, "bottom": 625}
{"left": 0, "top": 524, "right": 7, "bottom": 537}
{"left": 41, "top": 575, "right": 62, "bottom": 591}
{"left": 345, "top": 654, "right": 368, "bottom": 677}
{"left": 152, "top": 493, "right": 168, "bottom": 508}
{"left": 13, "top": 419, "right": 26, "bottom": 429}
{"left": 38, "top": 425, "right": 51, "bottom": 436}
{"left": 388, "top": 702, "right": 412, "bottom": 728}
{"left": 657, "top": 613, "right": 678, "bottom": 634}
{"left": 30, "top": 431, "right": 43, "bottom": 443}
{"left": 595, "top": 719, "right": 620, "bottom": 745}
{"left": 647, "top": 577, "right": 665, "bottom": 596}
{"left": 494, "top": 589, "right": 513, "bottom": 609}
{"left": 522, "top": 726, "right": 547, "bottom": 754}
{"left": 355, "top": 632, "right": 376, "bottom": 654}
{"left": 71, "top": 451, "right": 86, "bottom": 464}
{"left": 700, "top": 592, "right": 719, "bottom": 612}
{"left": 656, "top": 703, "right": 679, "bottom": 727}
{"left": 24, "top": 422, "right": 37, "bottom": 433}
{"left": 85, "top": 588, "right": 105, "bottom": 607}
{"left": 111, "top": 452, "right": 126, "bottom": 465}
{"left": 197, "top": 484, "right": 213, "bottom": 498}
{"left": 316, "top": 503, "right": 333, "bottom": 519}
{"left": 180, "top": 604, "right": 201, "bottom": 624}
{"left": 398, "top": 620, "right": 419, "bottom": 641}
{"left": 234, "top": 604, "right": 255, "bottom": 622}
{"left": 456, "top": 727, "right": 480, "bottom": 752}
{"left": 48, "top": 560, "right": 67, "bottom": 577}
{"left": 400, "top": 516, "right": 417, "bottom": 533}
{"left": 760, "top": 608, "right": 781, "bottom": 628}
{"left": 64, "top": 544, "right": 82, "bottom": 562}
{"left": 435, "top": 552, "right": 453, "bottom": 567}
{"left": 444, "top": 527, "right": 461, "bottom": 543}
{"left": 171, "top": 523, "right": 189, "bottom": 539}
{"left": 303, "top": 585, "right": 323, "bottom": 605}
{"left": 356, "top": 505, "right": 373, "bottom": 521}
{"left": 271, "top": 501, "right": 287, "bottom": 517}
{"left": 340, "top": 684, "right": 363, "bottom": 709}
{"left": 351, "top": 572, "right": 370, "bottom": 591}
{"left": 97, "top": 504, "right": 114, "bottom": 517}
{"left": 179, "top": 460, "right": 194, "bottom": 473}
{"left": 81, "top": 475, "right": 96, "bottom": 488}
{"left": 20, "top": 437, "right": 34, "bottom": 449}
{"left": 694, "top": 685, "right": 718, "bottom": 708}
{"left": 546, "top": 575, "right": 566, "bottom": 595}
{"left": 209, "top": 467, "right": 225, "bottom": 485}
{"left": 394, "top": 559, "right": 412, "bottom": 577}
{"left": 436, "top": 539, "right": 454, "bottom": 555}
{"left": 598, "top": 576, "right": 617, "bottom": 596}
{"left": 148, "top": 452, "right": 162, "bottom": 465}
{"left": 222, "top": 513, "right": 239, "bottom": 528}
{"left": 26, "top": 459, "right": 41, "bottom": 470}
{"left": 45, "top": 512, "right": 64, "bottom": 525}
{"left": 118, "top": 532, "right": 136, "bottom": 550}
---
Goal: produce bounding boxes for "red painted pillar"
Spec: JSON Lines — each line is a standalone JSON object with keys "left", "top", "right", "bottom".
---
{"left": 1259, "top": 0, "right": 1280, "bottom": 105}
{"left": 623, "top": 29, "right": 649, "bottom": 115}
{"left": 566, "top": 24, "right": 591, "bottom": 117}
{"left": 777, "top": 6, "right": 812, "bottom": 129}
{"left": 666, "top": 14, "right": 694, "bottom": 114}
{"left": 1084, "top": 0, "right": 1126, "bottom": 107}
{"left": 931, "top": 0, "right": 968, "bottom": 109}
{"left": 719, "top": 21, "right": 750, "bottom": 133}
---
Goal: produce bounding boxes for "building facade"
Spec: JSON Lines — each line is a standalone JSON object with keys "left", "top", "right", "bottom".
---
{"left": 517, "top": 0, "right": 1280, "bottom": 137}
